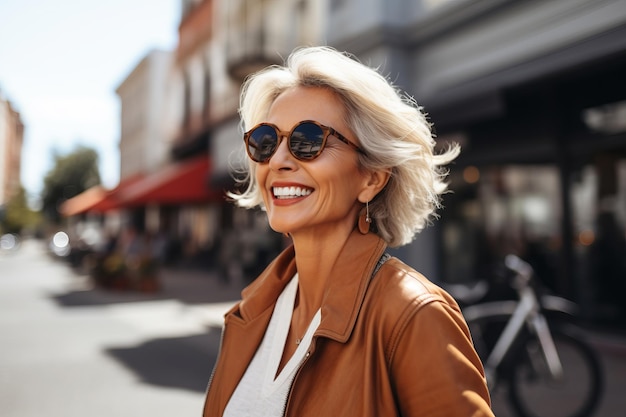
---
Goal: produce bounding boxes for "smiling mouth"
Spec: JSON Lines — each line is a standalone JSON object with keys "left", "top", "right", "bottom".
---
{"left": 272, "top": 186, "right": 313, "bottom": 199}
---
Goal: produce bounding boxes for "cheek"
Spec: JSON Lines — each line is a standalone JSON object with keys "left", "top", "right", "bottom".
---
{"left": 320, "top": 170, "right": 364, "bottom": 206}
{"left": 255, "top": 168, "right": 270, "bottom": 201}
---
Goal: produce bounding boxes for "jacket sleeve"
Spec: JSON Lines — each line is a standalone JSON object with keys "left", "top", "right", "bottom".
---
{"left": 389, "top": 298, "right": 495, "bottom": 417}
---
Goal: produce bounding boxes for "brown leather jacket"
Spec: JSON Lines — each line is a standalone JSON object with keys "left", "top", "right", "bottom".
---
{"left": 203, "top": 229, "right": 494, "bottom": 416}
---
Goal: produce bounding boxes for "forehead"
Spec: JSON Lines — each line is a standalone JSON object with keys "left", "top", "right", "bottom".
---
{"left": 267, "top": 86, "right": 346, "bottom": 129}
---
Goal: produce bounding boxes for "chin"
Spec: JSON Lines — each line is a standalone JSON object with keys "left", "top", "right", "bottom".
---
{"left": 266, "top": 218, "right": 289, "bottom": 234}
{"left": 268, "top": 225, "right": 288, "bottom": 234}
{"left": 270, "top": 224, "right": 295, "bottom": 235}
{"left": 268, "top": 218, "right": 307, "bottom": 235}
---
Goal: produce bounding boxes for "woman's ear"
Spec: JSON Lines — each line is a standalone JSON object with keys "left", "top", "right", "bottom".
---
{"left": 358, "top": 169, "right": 391, "bottom": 203}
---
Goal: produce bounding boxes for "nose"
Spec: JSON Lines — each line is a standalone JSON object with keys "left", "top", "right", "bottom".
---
{"left": 268, "top": 133, "right": 296, "bottom": 170}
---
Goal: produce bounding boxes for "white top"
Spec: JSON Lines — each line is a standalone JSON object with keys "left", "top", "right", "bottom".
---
{"left": 223, "top": 274, "right": 321, "bottom": 417}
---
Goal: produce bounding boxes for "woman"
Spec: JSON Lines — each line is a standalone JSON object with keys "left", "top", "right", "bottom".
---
{"left": 203, "top": 46, "right": 494, "bottom": 417}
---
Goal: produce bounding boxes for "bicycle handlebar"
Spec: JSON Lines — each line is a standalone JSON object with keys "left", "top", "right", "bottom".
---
{"left": 504, "top": 254, "right": 534, "bottom": 288}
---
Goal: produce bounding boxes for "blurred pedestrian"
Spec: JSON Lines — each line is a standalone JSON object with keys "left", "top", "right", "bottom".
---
{"left": 203, "top": 46, "right": 493, "bottom": 417}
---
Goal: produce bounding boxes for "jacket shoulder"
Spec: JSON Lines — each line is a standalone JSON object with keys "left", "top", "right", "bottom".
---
{"left": 367, "top": 258, "right": 492, "bottom": 416}
{"left": 371, "top": 257, "right": 460, "bottom": 311}
{"left": 364, "top": 257, "right": 466, "bottom": 357}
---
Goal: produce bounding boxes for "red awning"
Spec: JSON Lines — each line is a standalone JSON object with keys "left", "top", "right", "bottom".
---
{"left": 60, "top": 185, "right": 108, "bottom": 217}
{"left": 117, "top": 156, "right": 222, "bottom": 206}
{"left": 88, "top": 173, "right": 146, "bottom": 212}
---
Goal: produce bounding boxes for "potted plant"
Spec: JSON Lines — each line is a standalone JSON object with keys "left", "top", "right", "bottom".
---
{"left": 135, "top": 255, "right": 160, "bottom": 293}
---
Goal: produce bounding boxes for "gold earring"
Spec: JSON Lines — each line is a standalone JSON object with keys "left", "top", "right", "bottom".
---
{"left": 358, "top": 200, "right": 371, "bottom": 234}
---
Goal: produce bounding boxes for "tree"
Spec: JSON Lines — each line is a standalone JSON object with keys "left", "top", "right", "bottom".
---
{"left": 40, "top": 145, "right": 101, "bottom": 223}
{"left": 0, "top": 185, "right": 41, "bottom": 235}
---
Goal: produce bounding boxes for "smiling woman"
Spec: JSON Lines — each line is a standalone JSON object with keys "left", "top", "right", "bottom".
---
{"left": 203, "top": 46, "right": 494, "bottom": 417}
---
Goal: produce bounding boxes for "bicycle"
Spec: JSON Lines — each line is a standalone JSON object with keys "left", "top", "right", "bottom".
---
{"left": 445, "top": 254, "right": 604, "bottom": 417}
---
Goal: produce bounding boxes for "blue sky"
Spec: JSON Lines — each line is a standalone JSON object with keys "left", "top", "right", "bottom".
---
{"left": 0, "top": 0, "right": 179, "bottom": 203}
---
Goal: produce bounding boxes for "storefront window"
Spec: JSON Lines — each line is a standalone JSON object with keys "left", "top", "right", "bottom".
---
{"left": 442, "top": 155, "right": 626, "bottom": 323}
{"left": 441, "top": 164, "right": 562, "bottom": 291}
{"left": 573, "top": 157, "right": 626, "bottom": 322}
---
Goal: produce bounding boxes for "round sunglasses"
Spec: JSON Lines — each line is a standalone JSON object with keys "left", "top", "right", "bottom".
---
{"left": 243, "top": 120, "right": 364, "bottom": 163}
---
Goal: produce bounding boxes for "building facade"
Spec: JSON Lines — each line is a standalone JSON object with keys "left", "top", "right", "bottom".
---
{"left": 117, "top": 49, "right": 172, "bottom": 180}
{"left": 115, "top": 48, "right": 173, "bottom": 238}
{"left": 0, "top": 91, "right": 24, "bottom": 207}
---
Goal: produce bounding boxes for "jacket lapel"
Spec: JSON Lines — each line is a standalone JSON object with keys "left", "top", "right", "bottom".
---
{"left": 238, "top": 244, "right": 297, "bottom": 320}
{"left": 316, "top": 230, "right": 387, "bottom": 342}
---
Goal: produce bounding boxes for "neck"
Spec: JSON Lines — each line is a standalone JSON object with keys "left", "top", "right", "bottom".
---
{"left": 290, "top": 224, "right": 355, "bottom": 317}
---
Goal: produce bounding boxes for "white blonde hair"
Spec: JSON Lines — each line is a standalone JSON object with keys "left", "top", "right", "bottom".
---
{"left": 230, "top": 46, "right": 459, "bottom": 247}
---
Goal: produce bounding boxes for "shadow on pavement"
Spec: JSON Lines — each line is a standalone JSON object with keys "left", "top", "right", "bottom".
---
{"left": 51, "top": 288, "right": 167, "bottom": 307}
{"left": 50, "top": 267, "right": 247, "bottom": 307}
{"left": 105, "top": 326, "right": 222, "bottom": 393}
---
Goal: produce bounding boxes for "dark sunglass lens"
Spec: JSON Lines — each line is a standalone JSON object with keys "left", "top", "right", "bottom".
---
{"left": 290, "top": 123, "right": 324, "bottom": 160}
{"left": 247, "top": 125, "right": 278, "bottom": 162}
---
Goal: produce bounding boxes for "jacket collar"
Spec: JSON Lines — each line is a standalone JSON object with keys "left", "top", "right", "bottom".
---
{"left": 235, "top": 228, "right": 387, "bottom": 343}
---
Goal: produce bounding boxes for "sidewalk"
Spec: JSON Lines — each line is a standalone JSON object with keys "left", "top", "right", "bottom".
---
{"left": 1, "top": 239, "right": 236, "bottom": 417}
{"left": 584, "top": 328, "right": 626, "bottom": 357}
{"left": 158, "top": 266, "right": 247, "bottom": 305}
{"left": 58, "top": 262, "right": 246, "bottom": 309}
{"left": 54, "top": 263, "right": 252, "bottom": 334}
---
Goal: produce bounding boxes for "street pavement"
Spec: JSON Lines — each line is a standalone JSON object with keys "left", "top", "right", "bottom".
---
{"left": 1, "top": 238, "right": 625, "bottom": 416}
{"left": 0, "top": 238, "right": 244, "bottom": 417}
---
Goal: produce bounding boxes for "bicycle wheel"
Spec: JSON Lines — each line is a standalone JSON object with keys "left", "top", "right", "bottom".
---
{"left": 508, "top": 326, "right": 603, "bottom": 417}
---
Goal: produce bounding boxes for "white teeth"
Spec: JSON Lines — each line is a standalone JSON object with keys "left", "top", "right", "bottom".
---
{"left": 273, "top": 186, "right": 313, "bottom": 199}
